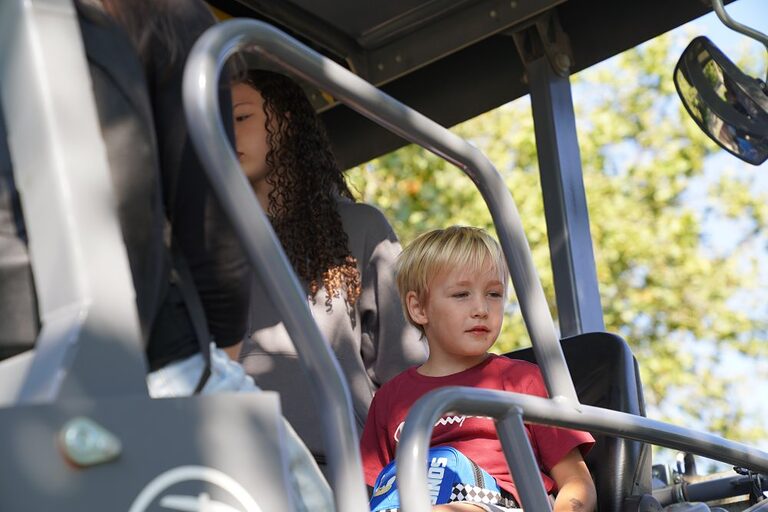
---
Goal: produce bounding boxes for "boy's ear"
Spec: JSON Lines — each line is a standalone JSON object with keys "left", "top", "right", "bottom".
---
{"left": 405, "top": 291, "right": 428, "bottom": 326}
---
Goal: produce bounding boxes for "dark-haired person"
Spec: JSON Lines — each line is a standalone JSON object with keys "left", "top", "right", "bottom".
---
{"left": 231, "top": 70, "right": 427, "bottom": 470}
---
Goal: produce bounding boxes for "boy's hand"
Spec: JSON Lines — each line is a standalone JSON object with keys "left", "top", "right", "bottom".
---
{"left": 549, "top": 448, "right": 596, "bottom": 512}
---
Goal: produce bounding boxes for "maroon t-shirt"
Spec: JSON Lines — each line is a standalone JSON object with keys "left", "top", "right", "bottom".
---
{"left": 360, "top": 354, "right": 594, "bottom": 501}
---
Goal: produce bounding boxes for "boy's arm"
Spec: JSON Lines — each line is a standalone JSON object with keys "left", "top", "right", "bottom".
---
{"left": 549, "top": 447, "right": 596, "bottom": 512}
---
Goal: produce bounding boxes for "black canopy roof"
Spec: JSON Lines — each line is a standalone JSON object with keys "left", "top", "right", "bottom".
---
{"left": 209, "top": 0, "right": 737, "bottom": 168}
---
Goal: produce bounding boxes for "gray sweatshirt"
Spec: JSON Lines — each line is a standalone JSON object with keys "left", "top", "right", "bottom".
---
{"left": 240, "top": 198, "right": 427, "bottom": 460}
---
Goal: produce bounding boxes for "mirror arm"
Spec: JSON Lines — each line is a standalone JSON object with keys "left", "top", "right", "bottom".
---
{"left": 711, "top": 0, "right": 768, "bottom": 58}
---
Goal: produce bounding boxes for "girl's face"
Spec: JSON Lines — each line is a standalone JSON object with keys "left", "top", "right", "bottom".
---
{"left": 231, "top": 82, "right": 270, "bottom": 184}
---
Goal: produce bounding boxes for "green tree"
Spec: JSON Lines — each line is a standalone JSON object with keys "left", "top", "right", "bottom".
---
{"left": 346, "top": 34, "right": 768, "bottom": 443}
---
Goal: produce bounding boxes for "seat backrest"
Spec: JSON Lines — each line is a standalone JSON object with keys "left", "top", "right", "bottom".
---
{"left": 506, "top": 331, "right": 652, "bottom": 512}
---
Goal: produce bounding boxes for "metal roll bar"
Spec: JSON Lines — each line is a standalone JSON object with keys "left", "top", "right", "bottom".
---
{"left": 711, "top": 0, "right": 768, "bottom": 52}
{"left": 396, "top": 386, "right": 768, "bottom": 511}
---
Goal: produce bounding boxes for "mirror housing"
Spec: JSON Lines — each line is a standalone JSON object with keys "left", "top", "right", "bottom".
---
{"left": 674, "top": 36, "right": 768, "bottom": 165}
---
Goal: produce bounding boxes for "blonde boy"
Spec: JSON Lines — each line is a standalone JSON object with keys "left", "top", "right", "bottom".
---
{"left": 360, "top": 226, "right": 596, "bottom": 512}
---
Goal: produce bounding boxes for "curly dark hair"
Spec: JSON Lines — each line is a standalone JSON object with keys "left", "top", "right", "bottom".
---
{"left": 237, "top": 70, "right": 361, "bottom": 309}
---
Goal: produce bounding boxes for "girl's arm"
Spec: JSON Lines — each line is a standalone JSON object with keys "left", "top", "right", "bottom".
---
{"left": 549, "top": 448, "right": 597, "bottom": 512}
{"left": 222, "top": 341, "right": 242, "bottom": 360}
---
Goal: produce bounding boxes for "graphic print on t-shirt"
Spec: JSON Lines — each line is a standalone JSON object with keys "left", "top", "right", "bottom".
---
{"left": 393, "top": 414, "right": 493, "bottom": 443}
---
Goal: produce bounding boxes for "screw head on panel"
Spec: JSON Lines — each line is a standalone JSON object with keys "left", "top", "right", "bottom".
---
{"left": 59, "top": 416, "right": 122, "bottom": 467}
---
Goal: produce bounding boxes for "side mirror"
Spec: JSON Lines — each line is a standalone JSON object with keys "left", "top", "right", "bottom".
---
{"left": 674, "top": 36, "right": 768, "bottom": 165}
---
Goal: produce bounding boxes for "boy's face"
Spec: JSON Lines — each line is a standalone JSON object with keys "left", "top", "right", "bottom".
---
{"left": 407, "top": 262, "right": 505, "bottom": 371}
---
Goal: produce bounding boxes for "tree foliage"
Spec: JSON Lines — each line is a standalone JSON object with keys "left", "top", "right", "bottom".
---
{"left": 346, "top": 34, "right": 768, "bottom": 442}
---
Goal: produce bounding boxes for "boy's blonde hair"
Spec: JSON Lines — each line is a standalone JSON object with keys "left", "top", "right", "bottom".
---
{"left": 395, "top": 226, "right": 510, "bottom": 333}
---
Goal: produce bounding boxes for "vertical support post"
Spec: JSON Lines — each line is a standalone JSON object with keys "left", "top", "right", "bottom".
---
{"left": 497, "top": 407, "right": 553, "bottom": 511}
{"left": 527, "top": 54, "right": 605, "bottom": 337}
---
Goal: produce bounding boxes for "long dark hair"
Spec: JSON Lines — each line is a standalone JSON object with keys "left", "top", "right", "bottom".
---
{"left": 238, "top": 70, "right": 361, "bottom": 309}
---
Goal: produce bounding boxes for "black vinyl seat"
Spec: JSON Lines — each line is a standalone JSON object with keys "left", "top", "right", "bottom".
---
{"left": 506, "top": 332, "right": 653, "bottom": 512}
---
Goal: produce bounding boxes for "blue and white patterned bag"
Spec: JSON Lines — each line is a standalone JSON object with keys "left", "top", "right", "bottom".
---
{"left": 370, "top": 446, "right": 516, "bottom": 511}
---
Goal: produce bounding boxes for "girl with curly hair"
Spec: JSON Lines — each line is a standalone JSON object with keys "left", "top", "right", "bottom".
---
{"left": 231, "top": 69, "right": 426, "bottom": 469}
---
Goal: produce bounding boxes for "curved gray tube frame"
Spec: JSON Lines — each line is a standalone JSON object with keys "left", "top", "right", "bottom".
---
{"left": 183, "top": 18, "right": 579, "bottom": 512}
{"left": 711, "top": 0, "right": 768, "bottom": 53}
{"left": 396, "top": 387, "right": 768, "bottom": 512}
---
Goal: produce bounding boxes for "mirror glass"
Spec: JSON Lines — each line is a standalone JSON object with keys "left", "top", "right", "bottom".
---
{"left": 674, "top": 36, "right": 768, "bottom": 165}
